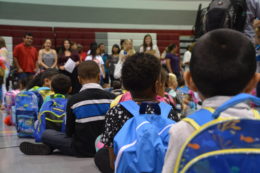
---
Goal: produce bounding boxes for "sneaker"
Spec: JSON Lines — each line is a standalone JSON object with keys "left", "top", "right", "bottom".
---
{"left": 20, "top": 142, "right": 52, "bottom": 155}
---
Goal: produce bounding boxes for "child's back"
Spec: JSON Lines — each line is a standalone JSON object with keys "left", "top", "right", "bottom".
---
{"left": 163, "top": 29, "right": 259, "bottom": 173}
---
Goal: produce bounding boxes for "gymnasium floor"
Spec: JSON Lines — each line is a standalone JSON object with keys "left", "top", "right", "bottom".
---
{"left": 0, "top": 113, "right": 100, "bottom": 173}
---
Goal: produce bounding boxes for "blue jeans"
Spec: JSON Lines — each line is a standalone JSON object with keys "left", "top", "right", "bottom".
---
{"left": 17, "top": 72, "right": 35, "bottom": 80}
{"left": 42, "top": 129, "right": 76, "bottom": 156}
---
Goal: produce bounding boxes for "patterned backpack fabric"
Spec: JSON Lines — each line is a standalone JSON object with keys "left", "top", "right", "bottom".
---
{"left": 114, "top": 101, "right": 175, "bottom": 173}
{"left": 4, "top": 90, "right": 20, "bottom": 125}
{"left": 174, "top": 93, "right": 260, "bottom": 173}
{"left": 15, "top": 91, "right": 39, "bottom": 138}
{"left": 34, "top": 94, "right": 67, "bottom": 142}
{"left": 29, "top": 86, "right": 54, "bottom": 108}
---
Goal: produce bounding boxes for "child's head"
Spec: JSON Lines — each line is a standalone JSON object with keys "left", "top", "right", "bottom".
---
{"left": 122, "top": 53, "right": 161, "bottom": 100}
{"left": 78, "top": 61, "right": 100, "bottom": 84}
{"left": 167, "top": 73, "right": 178, "bottom": 90}
{"left": 19, "top": 77, "right": 29, "bottom": 91}
{"left": 41, "top": 69, "right": 59, "bottom": 88}
{"left": 158, "top": 69, "right": 168, "bottom": 97}
{"left": 51, "top": 74, "right": 71, "bottom": 95}
{"left": 112, "top": 80, "right": 122, "bottom": 90}
{"left": 186, "top": 29, "right": 258, "bottom": 99}
{"left": 26, "top": 73, "right": 43, "bottom": 90}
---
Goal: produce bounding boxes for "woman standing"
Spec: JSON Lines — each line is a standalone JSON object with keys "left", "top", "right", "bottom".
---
{"left": 0, "top": 37, "right": 10, "bottom": 99}
{"left": 165, "top": 44, "right": 181, "bottom": 79}
{"left": 38, "top": 39, "right": 57, "bottom": 70}
{"left": 58, "top": 39, "right": 80, "bottom": 94}
{"left": 85, "top": 43, "right": 105, "bottom": 79}
{"left": 107, "top": 44, "right": 120, "bottom": 83}
{"left": 139, "top": 34, "right": 160, "bottom": 58}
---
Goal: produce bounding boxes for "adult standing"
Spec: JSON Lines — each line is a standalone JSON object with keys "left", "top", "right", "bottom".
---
{"left": 38, "top": 39, "right": 58, "bottom": 71}
{"left": 244, "top": 0, "right": 260, "bottom": 41}
{"left": 98, "top": 43, "right": 109, "bottom": 87}
{"left": 139, "top": 34, "right": 160, "bottom": 58}
{"left": 85, "top": 44, "right": 105, "bottom": 80}
{"left": 165, "top": 44, "right": 181, "bottom": 79}
{"left": 58, "top": 39, "right": 80, "bottom": 94}
{"left": 107, "top": 44, "right": 120, "bottom": 83}
{"left": 0, "top": 37, "right": 10, "bottom": 105}
{"left": 182, "top": 45, "right": 193, "bottom": 72}
{"left": 13, "top": 33, "right": 38, "bottom": 80}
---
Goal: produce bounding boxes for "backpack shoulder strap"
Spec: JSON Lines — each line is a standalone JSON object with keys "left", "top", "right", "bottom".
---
{"left": 159, "top": 102, "right": 173, "bottom": 119}
{"left": 120, "top": 100, "right": 139, "bottom": 117}
{"left": 183, "top": 107, "right": 214, "bottom": 130}
{"left": 212, "top": 93, "right": 260, "bottom": 119}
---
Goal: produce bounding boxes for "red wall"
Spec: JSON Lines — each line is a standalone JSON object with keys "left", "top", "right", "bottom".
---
{"left": 0, "top": 25, "right": 193, "bottom": 52}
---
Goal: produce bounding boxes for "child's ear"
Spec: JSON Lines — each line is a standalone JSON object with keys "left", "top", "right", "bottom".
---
{"left": 44, "top": 78, "right": 51, "bottom": 87}
{"left": 68, "top": 87, "right": 72, "bottom": 94}
{"left": 78, "top": 76, "right": 82, "bottom": 84}
{"left": 243, "top": 73, "right": 260, "bottom": 93}
{"left": 184, "top": 71, "right": 198, "bottom": 92}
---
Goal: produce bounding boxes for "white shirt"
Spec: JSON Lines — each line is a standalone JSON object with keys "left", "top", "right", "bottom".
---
{"left": 139, "top": 45, "right": 160, "bottom": 58}
{"left": 183, "top": 50, "right": 191, "bottom": 71}
{"left": 85, "top": 55, "right": 104, "bottom": 75}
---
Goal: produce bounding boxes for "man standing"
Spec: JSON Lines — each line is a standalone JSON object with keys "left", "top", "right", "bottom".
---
{"left": 13, "top": 33, "right": 38, "bottom": 79}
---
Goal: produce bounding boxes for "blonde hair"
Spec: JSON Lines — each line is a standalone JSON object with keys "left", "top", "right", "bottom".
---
{"left": 168, "top": 73, "right": 178, "bottom": 89}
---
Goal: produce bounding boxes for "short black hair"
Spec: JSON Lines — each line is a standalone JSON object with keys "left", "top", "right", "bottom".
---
{"left": 122, "top": 53, "right": 161, "bottom": 94}
{"left": 51, "top": 74, "right": 71, "bottom": 94}
{"left": 112, "top": 80, "right": 121, "bottom": 89}
{"left": 26, "top": 73, "right": 43, "bottom": 90}
{"left": 41, "top": 69, "right": 59, "bottom": 82}
{"left": 78, "top": 61, "right": 100, "bottom": 79}
{"left": 190, "top": 29, "right": 256, "bottom": 98}
{"left": 24, "top": 32, "right": 33, "bottom": 38}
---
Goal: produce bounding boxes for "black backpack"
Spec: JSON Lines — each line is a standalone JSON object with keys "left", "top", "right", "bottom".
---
{"left": 194, "top": 0, "right": 247, "bottom": 38}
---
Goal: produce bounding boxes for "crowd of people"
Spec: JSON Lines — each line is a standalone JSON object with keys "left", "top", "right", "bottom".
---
{"left": 1, "top": 8, "right": 260, "bottom": 172}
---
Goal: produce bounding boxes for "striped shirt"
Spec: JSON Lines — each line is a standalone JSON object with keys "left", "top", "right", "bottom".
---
{"left": 66, "top": 83, "right": 115, "bottom": 156}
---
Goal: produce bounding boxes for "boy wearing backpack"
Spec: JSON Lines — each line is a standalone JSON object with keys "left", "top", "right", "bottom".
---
{"left": 162, "top": 29, "right": 260, "bottom": 173}
{"left": 20, "top": 61, "right": 115, "bottom": 157}
{"left": 15, "top": 69, "right": 59, "bottom": 138}
{"left": 95, "top": 53, "right": 180, "bottom": 173}
{"left": 34, "top": 74, "right": 71, "bottom": 142}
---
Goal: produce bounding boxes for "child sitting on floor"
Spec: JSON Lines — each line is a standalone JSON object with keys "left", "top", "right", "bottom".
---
{"left": 162, "top": 29, "right": 260, "bottom": 173}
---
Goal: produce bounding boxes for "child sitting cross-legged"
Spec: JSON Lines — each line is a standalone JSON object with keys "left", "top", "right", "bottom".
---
{"left": 95, "top": 53, "right": 179, "bottom": 173}
{"left": 20, "top": 61, "right": 115, "bottom": 157}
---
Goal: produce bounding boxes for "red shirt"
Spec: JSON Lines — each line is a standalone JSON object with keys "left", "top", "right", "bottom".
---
{"left": 13, "top": 43, "right": 38, "bottom": 73}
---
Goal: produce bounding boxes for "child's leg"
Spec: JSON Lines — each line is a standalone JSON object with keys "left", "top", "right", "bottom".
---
{"left": 20, "top": 129, "right": 75, "bottom": 156}
{"left": 41, "top": 129, "right": 75, "bottom": 156}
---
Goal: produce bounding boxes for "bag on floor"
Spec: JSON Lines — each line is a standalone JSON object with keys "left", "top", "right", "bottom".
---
{"left": 34, "top": 94, "right": 67, "bottom": 142}
{"left": 15, "top": 91, "right": 39, "bottom": 138}
{"left": 114, "top": 101, "right": 175, "bottom": 173}
{"left": 194, "top": 0, "right": 247, "bottom": 38}
{"left": 175, "top": 93, "right": 260, "bottom": 173}
{"left": 4, "top": 90, "right": 20, "bottom": 124}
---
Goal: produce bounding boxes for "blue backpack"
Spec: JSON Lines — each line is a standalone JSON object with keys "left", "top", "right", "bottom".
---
{"left": 114, "top": 101, "right": 175, "bottom": 173}
{"left": 29, "top": 86, "right": 53, "bottom": 108}
{"left": 34, "top": 94, "right": 67, "bottom": 142}
{"left": 175, "top": 93, "right": 260, "bottom": 173}
{"left": 15, "top": 91, "right": 39, "bottom": 138}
